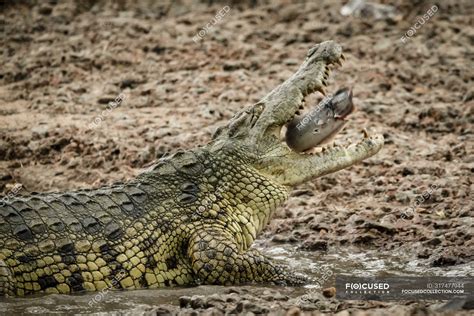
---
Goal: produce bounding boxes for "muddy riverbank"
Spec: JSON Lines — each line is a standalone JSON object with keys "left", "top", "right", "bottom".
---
{"left": 1, "top": 0, "right": 472, "bottom": 314}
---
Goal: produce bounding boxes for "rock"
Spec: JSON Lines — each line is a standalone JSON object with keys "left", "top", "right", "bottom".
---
{"left": 462, "top": 89, "right": 474, "bottom": 102}
{"left": 431, "top": 253, "right": 458, "bottom": 267}
{"left": 417, "top": 248, "right": 431, "bottom": 259}
{"left": 201, "top": 307, "right": 224, "bottom": 316}
{"left": 322, "top": 287, "right": 336, "bottom": 298}
{"left": 242, "top": 301, "right": 269, "bottom": 314}
{"left": 273, "top": 292, "right": 289, "bottom": 301}
{"left": 286, "top": 306, "right": 302, "bottom": 315}
{"left": 153, "top": 306, "right": 174, "bottom": 315}
{"left": 423, "top": 237, "right": 443, "bottom": 247}
{"left": 120, "top": 78, "right": 142, "bottom": 89}
{"left": 224, "top": 287, "right": 241, "bottom": 295}
{"left": 151, "top": 45, "right": 167, "bottom": 55}
{"left": 262, "top": 291, "right": 289, "bottom": 302}
{"left": 51, "top": 138, "right": 70, "bottom": 151}
{"left": 222, "top": 62, "right": 242, "bottom": 71}
{"left": 300, "top": 238, "right": 328, "bottom": 251}
{"left": 361, "top": 220, "right": 396, "bottom": 234}
{"left": 272, "top": 234, "right": 291, "bottom": 243}
{"left": 278, "top": 6, "right": 300, "bottom": 22}
{"left": 38, "top": 5, "right": 53, "bottom": 15}
{"left": 308, "top": 217, "right": 330, "bottom": 231}
{"left": 190, "top": 296, "right": 206, "bottom": 309}
{"left": 352, "top": 232, "right": 380, "bottom": 244}
{"left": 179, "top": 296, "right": 191, "bottom": 308}
{"left": 401, "top": 167, "right": 415, "bottom": 176}
{"left": 0, "top": 140, "right": 9, "bottom": 160}
{"left": 229, "top": 302, "right": 244, "bottom": 314}
{"left": 97, "top": 97, "right": 118, "bottom": 105}
{"left": 290, "top": 189, "right": 314, "bottom": 197}
{"left": 340, "top": 0, "right": 399, "bottom": 20}
{"left": 31, "top": 125, "right": 49, "bottom": 138}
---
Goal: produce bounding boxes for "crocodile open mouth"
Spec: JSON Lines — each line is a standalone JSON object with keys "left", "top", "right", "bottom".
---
{"left": 281, "top": 51, "right": 380, "bottom": 155}
{"left": 250, "top": 41, "right": 383, "bottom": 185}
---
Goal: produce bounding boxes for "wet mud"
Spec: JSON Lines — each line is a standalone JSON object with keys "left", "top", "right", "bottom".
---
{"left": 0, "top": 0, "right": 472, "bottom": 314}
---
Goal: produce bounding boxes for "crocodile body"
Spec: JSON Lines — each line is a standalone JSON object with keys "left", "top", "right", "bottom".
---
{"left": 0, "top": 146, "right": 291, "bottom": 296}
{"left": 0, "top": 41, "right": 384, "bottom": 296}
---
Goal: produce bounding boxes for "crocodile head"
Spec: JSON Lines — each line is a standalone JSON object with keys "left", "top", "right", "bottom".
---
{"left": 212, "top": 41, "right": 383, "bottom": 186}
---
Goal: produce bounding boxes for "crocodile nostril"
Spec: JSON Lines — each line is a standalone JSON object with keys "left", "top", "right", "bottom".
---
{"left": 178, "top": 193, "right": 198, "bottom": 204}
{"left": 180, "top": 182, "right": 199, "bottom": 194}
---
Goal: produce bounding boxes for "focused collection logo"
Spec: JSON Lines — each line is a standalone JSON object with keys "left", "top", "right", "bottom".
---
{"left": 344, "top": 282, "right": 390, "bottom": 294}
{"left": 336, "top": 276, "right": 471, "bottom": 301}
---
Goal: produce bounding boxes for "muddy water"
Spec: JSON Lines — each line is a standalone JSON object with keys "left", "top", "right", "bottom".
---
{"left": 260, "top": 243, "right": 474, "bottom": 280}
{"left": 1, "top": 244, "right": 471, "bottom": 315}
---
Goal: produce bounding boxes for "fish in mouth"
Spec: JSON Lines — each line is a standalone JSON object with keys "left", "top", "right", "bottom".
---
{"left": 285, "top": 87, "right": 355, "bottom": 152}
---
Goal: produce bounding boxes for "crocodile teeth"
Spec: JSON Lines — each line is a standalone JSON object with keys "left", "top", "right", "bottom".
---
{"left": 321, "top": 80, "right": 327, "bottom": 86}
{"left": 341, "top": 53, "right": 346, "bottom": 60}
{"left": 362, "top": 128, "right": 369, "bottom": 138}
{"left": 316, "top": 86, "right": 326, "bottom": 96}
{"left": 335, "top": 59, "right": 343, "bottom": 67}
{"left": 286, "top": 113, "right": 296, "bottom": 123}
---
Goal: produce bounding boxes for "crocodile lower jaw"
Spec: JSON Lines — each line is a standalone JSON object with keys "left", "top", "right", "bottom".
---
{"left": 301, "top": 130, "right": 384, "bottom": 156}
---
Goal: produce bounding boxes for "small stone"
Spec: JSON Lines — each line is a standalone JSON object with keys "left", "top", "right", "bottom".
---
{"left": 153, "top": 307, "right": 174, "bottom": 316}
{"left": 401, "top": 167, "right": 415, "bottom": 176}
{"left": 97, "top": 97, "right": 118, "bottom": 104}
{"left": 230, "top": 302, "right": 243, "bottom": 314}
{"left": 322, "top": 287, "right": 336, "bottom": 298}
{"left": 179, "top": 296, "right": 191, "bottom": 308}
{"left": 462, "top": 89, "right": 474, "bottom": 103}
{"left": 151, "top": 45, "right": 166, "bottom": 55}
{"left": 38, "top": 6, "right": 53, "bottom": 15}
{"left": 431, "top": 251, "right": 459, "bottom": 267}
{"left": 272, "top": 234, "right": 289, "bottom": 243}
{"left": 286, "top": 306, "right": 302, "bottom": 316}
{"left": 223, "top": 62, "right": 242, "bottom": 71}
{"left": 362, "top": 220, "right": 396, "bottom": 234}
{"left": 190, "top": 296, "right": 206, "bottom": 309}
{"left": 120, "top": 78, "right": 142, "bottom": 89}
{"left": 300, "top": 239, "right": 328, "bottom": 251}
{"left": 242, "top": 301, "right": 268, "bottom": 314}
{"left": 352, "top": 232, "right": 379, "bottom": 244}
{"left": 31, "top": 125, "right": 49, "bottom": 138}
{"left": 424, "top": 237, "right": 443, "bottom": 246}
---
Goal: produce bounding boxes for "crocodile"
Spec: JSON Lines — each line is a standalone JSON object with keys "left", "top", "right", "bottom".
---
{"left": 0, "top": 41, "right": 384, "bottom": 296}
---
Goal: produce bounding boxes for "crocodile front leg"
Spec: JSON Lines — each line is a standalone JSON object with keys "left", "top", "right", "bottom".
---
{"left": 188, "top": 225, "right": 306, "bottom": 286}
